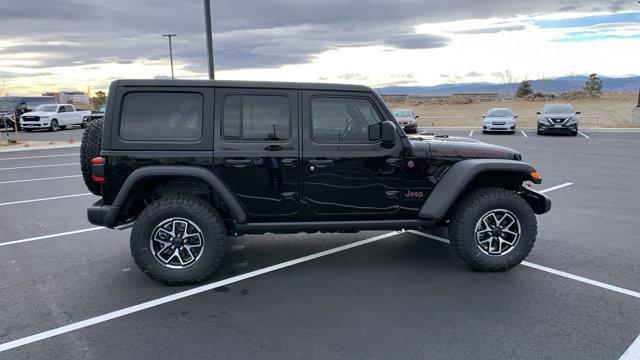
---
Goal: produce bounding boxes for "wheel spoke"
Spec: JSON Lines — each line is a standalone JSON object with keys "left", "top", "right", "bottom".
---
{"left": 150, "top": 218, "right": 204, "bottom": 269}
{"left": 475, "top": 209, "right": 521, "bottom": 256}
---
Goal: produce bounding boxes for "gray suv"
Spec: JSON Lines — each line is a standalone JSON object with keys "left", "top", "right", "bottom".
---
{"left": 537, "top": 103, "right": 580, "bottom": 136}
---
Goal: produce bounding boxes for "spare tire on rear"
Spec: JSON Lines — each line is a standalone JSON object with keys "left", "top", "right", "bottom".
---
{"left": 80, "top": 119, "right": 103, "bottom": 195}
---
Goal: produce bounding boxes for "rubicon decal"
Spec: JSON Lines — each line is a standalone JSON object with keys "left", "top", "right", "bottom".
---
{"left": 437, "top": 149, "right": 510, "bottom": 159}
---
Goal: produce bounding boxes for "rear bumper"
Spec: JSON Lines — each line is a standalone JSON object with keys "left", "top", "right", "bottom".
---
{"left": 87, "top": 200, "right": 120, "bottom": 228}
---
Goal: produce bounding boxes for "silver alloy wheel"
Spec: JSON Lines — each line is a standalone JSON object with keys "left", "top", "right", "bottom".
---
{"left": 474, "top": 209, "right": 521, "bottom": 256}
{"left": 150, "top": 217, "right": 204, "bottom": 269}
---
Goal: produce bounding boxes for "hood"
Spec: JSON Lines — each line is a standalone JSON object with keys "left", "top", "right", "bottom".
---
{"left": 485, "top": 116, "right": 515, "bottom": 122}
{"left": 20, "top": 111, "right": 49, "bottom": 117}
{"left": 408, "top": 135, "right": 521, "bottom": 161}
{"left": 395, "top": 116, "right": 416, "bottom": 122}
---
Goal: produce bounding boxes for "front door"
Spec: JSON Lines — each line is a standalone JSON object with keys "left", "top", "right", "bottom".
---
{"left": 301, "top": 91, "right": 402, "bottom": 220}
{"left": 213, "top": 88, "right": 300, "bottom": 219}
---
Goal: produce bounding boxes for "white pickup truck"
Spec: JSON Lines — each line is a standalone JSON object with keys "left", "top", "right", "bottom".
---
{"left": 20, "top": 104, "right": 92, "bottom": 132}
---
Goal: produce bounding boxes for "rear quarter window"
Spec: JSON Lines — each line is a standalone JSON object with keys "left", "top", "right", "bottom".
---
{"left": 120, "top": 92, "right": 203, "bottom": 141}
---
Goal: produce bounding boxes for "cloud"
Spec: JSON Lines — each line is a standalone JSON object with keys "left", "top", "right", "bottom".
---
{"left": 465, "top": 71, "right": 483, "bottom": 77}
{"left": 383, "top": 33, "right": 450, "bottom": 49}
{"left": 453, "top": 25, "right": 526, "bottom": 34}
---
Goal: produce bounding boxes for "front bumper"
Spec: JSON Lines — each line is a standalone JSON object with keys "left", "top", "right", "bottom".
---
{"left": 483, "top": 124, "right": 515, "bottom": 132}
{"left": 87, "top": 200, "right": 120, "bottom": 228}
{"left": 538, "top": 122, "right": 577, "bottom": 133}
{"left": 520, "top": 187, "right": 552, "bottom": 215}
{"left": 20, "top": 121, "right": 50, "bottom": 129}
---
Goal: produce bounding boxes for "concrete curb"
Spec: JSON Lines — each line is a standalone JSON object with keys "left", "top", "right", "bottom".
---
{"left": 0, "top": 143, "right": 80, "bottom": 153}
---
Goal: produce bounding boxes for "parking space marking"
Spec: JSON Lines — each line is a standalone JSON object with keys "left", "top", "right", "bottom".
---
{"left": 469, "top": 130, "right": 474, "bottom": 136}
{"left": 0, "top": 231, "right": 400, "bottom": 352}
{"left": 0, "top": 153, "right": 78, "bottom": 161}
{"left": 578, "top": 131, "right": 590, "bottom": 139}
{"left": 539, "top": 182, "right": 573, "bottom": 193}
{"left": 621, "top": 334, "right": 640, "bottom": 359}
{"left": 521, "top": 130, "right": 528, "bottom": 138}
{"left": 0, "top": 227, "right": 104, "bottom": 248}
{"left": 0, "top": 193, "right": 92, "bottom": 206}
{"left": 0, "top": 163, "right": 77, "bottom": 171}
{"left": 0, "top": 175, "right": 82, "bottom": 185}
{"left": 407, "top": 230, "right": 640, "bottom": 300}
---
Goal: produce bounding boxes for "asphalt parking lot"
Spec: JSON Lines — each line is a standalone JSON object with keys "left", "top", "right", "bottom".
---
{"left": 0, "top": 129, "right": 639, "bottom": 359}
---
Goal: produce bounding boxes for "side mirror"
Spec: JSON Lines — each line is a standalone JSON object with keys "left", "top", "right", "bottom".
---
{"left": 368, "top": 123, "right": 381, "bottom": 142}
{"left": 381, "top": 120, "right": 396, "bottom": 148}
{"left": 514, "top": 114, "right": 519, "bottom": 118}
{"left": 536, "top": 112, "right": 541, "bottom": 115}
{"left": 575, "top": 111, "right": 581, "bottom": 115}
{"left": 482, "top": 114, "right": 485, "bottom": 118}
{"left": 414, "top": 115, "right": 419, "bottom": 119}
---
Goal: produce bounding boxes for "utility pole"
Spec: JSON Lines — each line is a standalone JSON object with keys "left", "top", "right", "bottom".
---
{"left": 203, "top": 0, "right": 215, "bottom": 79}
{"left": 162, "top": 34, "right": 177, "bottom": 79}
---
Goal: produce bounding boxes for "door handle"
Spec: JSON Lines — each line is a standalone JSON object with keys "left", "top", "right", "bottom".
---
{"left": 225, "top": 158, "right": 253, "bottom": 167}
{"left": 282, "top": 158, "right": 298, "bottom": 168}
{"left": 308, "top": 159, "right": 334, "bottom": 167}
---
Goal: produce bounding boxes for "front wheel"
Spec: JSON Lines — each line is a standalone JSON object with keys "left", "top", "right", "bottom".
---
{"left": 50, "top": 119, "right": 59, "bottom": 132}
{"left": 130, "top": 195, "right": 226, "bottom": 285}
{"left": 448, "top": 187, "right": 537, "bottom": 272}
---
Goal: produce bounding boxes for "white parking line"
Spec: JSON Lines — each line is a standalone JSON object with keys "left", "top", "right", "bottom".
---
{"left": 521, "top": 130, "right": 528, "bottom": 138}
{"left": 539, "top": 182, "right": 573, "bottom": 193}
{"left": 469, "top": 130, "right": 474, "bottom": 136}
{"left": 0, "top": 163, "right": 77, "bottom": 171}
{"left": 0, "top": 193, "right": 92, "bottom": 206}
{"left": 0, "top": 231, "right": 400, "bottom": 352}
{"left": 621, "top": 334, "right": 640, "bottom": 359}
{"left": 0, "top": 227, "right": 105, "bottom": 248}
{"left": 407, "top": 230, "right": 640, "bottom": 300}
{"left": 578, "top": 131, "right": 590, "bottom": 139}
{"left": 0, "top": 175, "right": 82, "bottom": 185}
{"left": 0, "top": 153, "right": 78, "bottom": 161}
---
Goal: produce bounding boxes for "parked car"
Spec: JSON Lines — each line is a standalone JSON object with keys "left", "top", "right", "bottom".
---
{"left": 20, "top": 104, "right": 92, "bottom": 132}
{"left": 0, "top": 96, "right": 56, "bottom": 129}
{"left": 82, "top": 104, "right": 106, "bottom": 128}
{"left": 391, "top": 108, "right": 418, "bottom": 133}
{"left": 81, "top": 79, "right": 550, "bottom": 285}
{"left": 482, "top": 108, "right": 517, "bottom": 134}
{"left": 537, "top": 103, "right": 580, "bottom": 135}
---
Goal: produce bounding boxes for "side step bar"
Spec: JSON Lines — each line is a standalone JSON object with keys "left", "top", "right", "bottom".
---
{"left": 232, "top": 219, "right": 434, "bottom": 235}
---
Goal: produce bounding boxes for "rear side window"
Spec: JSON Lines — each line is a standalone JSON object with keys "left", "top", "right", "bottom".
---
{"left": 223, "top": 95, "right": 290, "bottom": 142}
{"left": 120, "top": 92, "right": 203, "bottom": 141}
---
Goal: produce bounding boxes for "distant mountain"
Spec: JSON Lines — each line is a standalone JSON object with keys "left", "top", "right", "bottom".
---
{"left": 376, "top": 75, "right": 640, "bottom": 96}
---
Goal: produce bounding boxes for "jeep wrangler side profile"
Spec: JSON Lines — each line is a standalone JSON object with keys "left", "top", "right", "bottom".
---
{"left": 82, "top": 80, "right": 551, "bottom": 285}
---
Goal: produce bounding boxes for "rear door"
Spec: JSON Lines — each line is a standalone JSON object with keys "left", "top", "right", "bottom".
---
{"left": 301, "top": 91, "right": 402, "bottom": 219}
{"left": 213, "top": 88, "right": 300, "bottom": 219}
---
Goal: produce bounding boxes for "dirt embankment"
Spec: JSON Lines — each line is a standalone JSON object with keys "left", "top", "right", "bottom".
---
{"left": 387, "top": 93, "right": 639, "bottom": 128}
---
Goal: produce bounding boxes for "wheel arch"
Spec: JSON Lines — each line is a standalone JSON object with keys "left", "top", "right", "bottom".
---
{"left": 418, "top": 159, "right": 541, "bottom": 220}
{"left": 105, "top": 165, "right": 247, "bottom": 227}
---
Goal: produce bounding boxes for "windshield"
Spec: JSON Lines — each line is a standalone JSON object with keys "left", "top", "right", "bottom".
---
{"left": 486, "top": 109, "right": 513, "bottom": 117}
{"left": 36, "top": 105, "right": 58, "bottom": 112}
{"left": 392, "top": 110, "right": 414, "bottom": 117}
{"left": 543, "top": 104, "right": 573, "bottom": 114}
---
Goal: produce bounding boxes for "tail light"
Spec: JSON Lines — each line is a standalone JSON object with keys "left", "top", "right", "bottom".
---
{"left": 91, "top": 156, "right": 105, "bottom": 182}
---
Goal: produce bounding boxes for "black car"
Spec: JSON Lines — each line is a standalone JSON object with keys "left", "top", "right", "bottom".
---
{"left": 81, "top": 79, "right": 551, "bottom": 285}
{"left": 537, "top": 103, "right": 580, "bottom": 135}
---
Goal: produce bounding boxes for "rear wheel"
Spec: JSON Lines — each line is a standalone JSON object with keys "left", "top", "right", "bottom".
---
{"left": 80, "top": 118, "right": 103, "bottom": 195}
{"left": 130, "top": 196, "right": 226, "bottom": 285}
{"left": 49, "top": 119, "right": 59, "bottom": 132}
{"left": 448, "top": 187, "right": 537, "bottom": 272}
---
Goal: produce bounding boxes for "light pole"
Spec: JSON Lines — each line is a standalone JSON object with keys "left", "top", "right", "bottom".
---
{"left": 203, "top": 0, "right": 215, "bottom": 79}
{"left": 162, "top": 34, "right": 177, "bottom": 79}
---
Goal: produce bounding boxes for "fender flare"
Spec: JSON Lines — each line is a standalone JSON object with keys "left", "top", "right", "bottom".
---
{"left": 102, "top": 165, "right": 247, "bottom": 227}
{"left": 418, "top": 159, "right": 539, "bottom": 220}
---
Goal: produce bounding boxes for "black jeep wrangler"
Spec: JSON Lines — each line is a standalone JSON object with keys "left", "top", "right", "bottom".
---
{"left": 81, "top": 80, "right": 551, "bottom": 285}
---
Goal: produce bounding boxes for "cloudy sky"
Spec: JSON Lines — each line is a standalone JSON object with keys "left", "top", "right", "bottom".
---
{"left": 1, "top": 0, "right": 639, "bottom": 95}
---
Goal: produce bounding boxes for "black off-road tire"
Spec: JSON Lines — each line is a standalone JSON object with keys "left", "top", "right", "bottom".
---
{"left": 130, "top": 196, "right": 226, "bottom": 285}
{"left": 448, "top": 187, "right": 537, "bottom": 272}
{"left": 80, "top": 118, "right": 103, "bottom": 195}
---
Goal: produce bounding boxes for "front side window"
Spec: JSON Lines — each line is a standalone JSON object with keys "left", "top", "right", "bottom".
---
{"left": 120, "top": 92, "right": 203, "bottom": 141}
{"left": 223, "top": 95, "right": 290, "bottom": 142}
{"left": 311, "top": 97, "right": 382, "bottom": 143}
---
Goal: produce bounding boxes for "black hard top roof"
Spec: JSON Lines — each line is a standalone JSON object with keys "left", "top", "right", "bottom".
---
{"left": 115, "top": 79, "right": 372, "bottom": 92}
